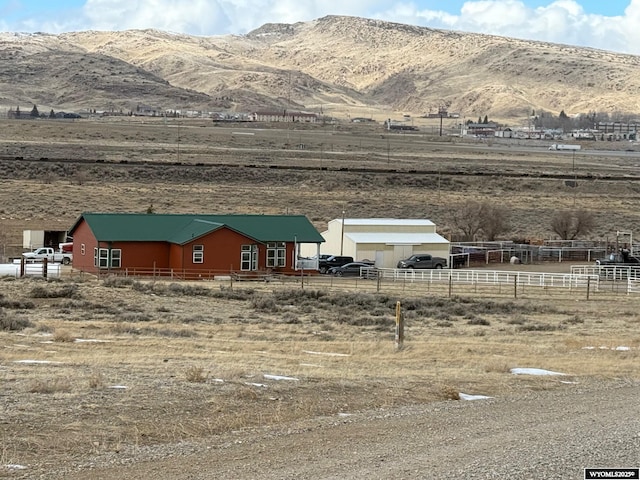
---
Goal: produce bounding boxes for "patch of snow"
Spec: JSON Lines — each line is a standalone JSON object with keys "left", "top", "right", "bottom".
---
{"left": 303, "top": 350, "right": 351, "bottom": 357}
{"left": 75, "top": 338, "right": 111, "bottom": 343}
{"left": 510, "top": 368, "right": 566, "bottom": 376}
{"left": 582, "top": 345, "right": 632, "bottom": 351}
{"left": 13, "top": 360, "right": 62, "bottom": 365}
{"left": 299, "top": 363, "right": 323, "bottom": 367}
{"left": 108, "top": 385, "right": 128, "bottom": 389}
{"left": 4, "top": 464, "right": 27, "bottom": 470}
{"left": 459, "top": 393, "right": 493, "bottom": 401}
{"left": 338, "top": 412, "right": 353, "bottom": 417}
{"left": 264, "top": 374, "right": 299, "bottom": 381}
{"left": 212, "top": 378, "right": 224, "bottom": 383}
{"left": 245, "top": 382, "right": 267, "bottom": 388}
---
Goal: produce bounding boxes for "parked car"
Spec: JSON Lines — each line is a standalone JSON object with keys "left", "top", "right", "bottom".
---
{"left": 397, "top": 254, "right": 447, "bottom": 269}
{"left": 595, "top": 251, "right": 640, "bottom": 266}
{"left": 318, "top": 255, "right": 354, "bottom": 274}
{"left": 328, "top": 262, "right": 376, "bottom": 277}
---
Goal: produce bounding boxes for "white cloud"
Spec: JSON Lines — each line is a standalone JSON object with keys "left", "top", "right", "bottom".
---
{"left": 81, "top": 0, "right": 385, "bottom": 35}
{"left": 3, "top": 1, "right": 640, "bottom": 54}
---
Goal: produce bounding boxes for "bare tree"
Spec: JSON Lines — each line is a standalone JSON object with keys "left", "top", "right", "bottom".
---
{"left": 480, "top": 203, "right": 510, "bottom": 241}
{"left": 451, "top": 201, "right": 511, "bottom": 242}
{"left": 451, "top": 201, "right": 484, "bottom": 241}
{"left": 550, "top": 209, "right": 595, "bottom": 240}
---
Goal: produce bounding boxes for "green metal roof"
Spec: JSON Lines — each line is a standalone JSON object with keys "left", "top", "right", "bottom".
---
{"left": 68, "top": 213, "right": 325, "bottom": 244}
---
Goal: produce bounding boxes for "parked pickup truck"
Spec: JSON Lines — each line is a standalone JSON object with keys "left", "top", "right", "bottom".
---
{"left": 595, "top": 251, "right": 640, "bottom": 266}
{"left": 22, "top": 247, "right": 73, "bottom": 265}
{"left": 397, "top": 254, "right": 447, "bottom": 269}
{"left": 318, "top": 255, "right": 354, "bottom": 274}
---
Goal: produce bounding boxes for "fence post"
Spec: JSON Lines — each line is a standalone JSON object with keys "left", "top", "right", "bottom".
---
{"left": 448, "top": 271, "right": 453, "bottom": 298}
{"left": 376, "top": 271, "right": 381, "bottom": 292}
{"left": 395, "top": 301, "right": 404, "bottom": 351}
{"left": 43, "top": 257, "right": 48, "bottom": 279}
{"left": 586, "top": 277, "right": 590, "bottom": 300}
{"left": 513, "top": 274, "right": 518, "bottom": 299}
{"left": 20, "top": 256, "right": 25, "bottom": 278}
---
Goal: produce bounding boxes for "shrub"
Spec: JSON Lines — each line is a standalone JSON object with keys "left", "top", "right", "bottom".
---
{"left": 30, "top": 283, "right": 79, "bottom": 299}
{"left": 0, "top": 299, "right": 35, "bottom": 309}
{"left": 517, "top": 323, "right": 564, "bottom": 332}
{"left": 119, "top": 312, "right": 152, "bottom": 322}
{"left": 0, "top": 308, "right": 33, "bottom": 331}
{"left": 28, "top": 378, "right": 72, "bottom": 394}
{"left": 439, "top": 385, "right": 460, "bottom": 400}
{"left": 251, "top": 295, "right": 278, "bottom": 312}
{"left": 167, "top": 283, "right": 211, "bottom": 296}
{"left": 156, "top": 328, "right": 197, "bottom": 337}
{"left": 88, "top": 372, "right": 105, "bottom": 389}
{"left": 467, "top": 317, "right": 491, "bottom": 326}
{"left": 185, "top": 366, "right": 207, "bottom": 383}
{"left": 53, "top": 330, "right": 75, "bottom": 342}
{"left": 102, "top": 276, "right": 134, "bottom": 288}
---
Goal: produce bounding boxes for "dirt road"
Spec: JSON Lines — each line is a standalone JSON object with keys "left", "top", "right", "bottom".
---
{"left": 42, "top": 380, "right": 639, "bottom": 480}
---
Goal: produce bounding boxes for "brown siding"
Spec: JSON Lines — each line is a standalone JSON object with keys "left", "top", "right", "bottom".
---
{"left": 70, "top": 220, "right": 97, "bottom": 273}
{"left": 114, "top": 242, "right": 170, "bottom": 270}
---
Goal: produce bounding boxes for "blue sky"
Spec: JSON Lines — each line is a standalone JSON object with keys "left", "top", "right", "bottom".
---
{"left": 1, "top": 1, "right": 639, "bottom": 54}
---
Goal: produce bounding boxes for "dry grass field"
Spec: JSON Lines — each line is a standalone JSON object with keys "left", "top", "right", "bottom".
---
{"left": 1, "top": 117, "right": 640, "bottom": 478}
{"left": 1, "top": 117, "right": 640, "bottom": 257}
{"left": 1, "top": 274, "right": 639, "bottom": 477}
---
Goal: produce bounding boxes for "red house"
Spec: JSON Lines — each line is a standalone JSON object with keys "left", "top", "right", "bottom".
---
{"left": 68, "top": 213, "right": 325, "bottom": 277}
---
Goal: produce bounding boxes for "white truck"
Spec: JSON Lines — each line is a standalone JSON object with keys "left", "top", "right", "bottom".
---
{"left": 548, "top": 144, "right": 581, "bottom": 151}
{"left": 22, "top": 247, "right": 73, "bottom": 265}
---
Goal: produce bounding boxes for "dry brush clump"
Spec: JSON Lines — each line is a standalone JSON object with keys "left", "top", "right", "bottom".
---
{"left": 185, "top": 366, "right": 208, "bottom": 383}
{"left": 30, "top": 283, "right": 80, "bottom": 299}
{"left": 0, "top": 307, "right": 33, "bottom": 331}
{"left": 28, "top": 378, "right": 72, "bottom": 394}
{"left": 53, "top": 329, "right": 75, "bottom": 342}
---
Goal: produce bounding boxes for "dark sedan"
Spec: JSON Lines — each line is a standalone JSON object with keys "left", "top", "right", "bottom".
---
{"left": 328, "top": 262, "right": 376, "bottom": 277}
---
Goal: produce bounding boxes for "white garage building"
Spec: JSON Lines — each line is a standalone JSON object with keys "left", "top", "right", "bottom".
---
{"left": 303, "top": 218, "right": 450, "bottom": 268}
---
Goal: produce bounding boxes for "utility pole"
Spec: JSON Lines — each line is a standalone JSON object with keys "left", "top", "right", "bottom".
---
{"left": 438, "top": 106, "right": 447, "bottom": 136}
{"left": 340, "top": 207, "right": 346, "bottom": 255}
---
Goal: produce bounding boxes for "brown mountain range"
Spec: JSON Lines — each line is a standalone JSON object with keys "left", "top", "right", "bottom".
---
{"left": 1, "top": 15, "right": 639, "bottom": 120}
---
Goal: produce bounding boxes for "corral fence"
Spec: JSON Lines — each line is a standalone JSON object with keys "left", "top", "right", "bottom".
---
{"left": 571, "top": 265, "right": 640, "bottom": 294}
{"left": 14, "top": 264, "right": 640, "bottom": 299}
{"left": 453, "top": 241, "right": 607, "bottom": 266}
{"left": 172, "top": 267, "right": 600, "bottom": 300}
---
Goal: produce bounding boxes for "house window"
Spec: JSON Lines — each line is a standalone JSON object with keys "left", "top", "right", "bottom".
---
{"left": 240, "top": 245, "right": 258, "bottom": 271}
{"left": 94, "top": 248, "right": 121, "bottom": 269}
{"left": 192, "top": 245, "right": 204, "bottom": 264}
{"left": 110, "top": 249, "right": 121, "bottom": 268}
{"left": 266, "top": 242, "right": 286, "bottom": 268}
{"left": 81, "top": 244, "right": 86, "bottom": 255}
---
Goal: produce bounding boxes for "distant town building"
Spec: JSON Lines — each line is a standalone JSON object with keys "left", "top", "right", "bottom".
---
{"left": 249, "top": 110, "right": 319, "bottom": 123}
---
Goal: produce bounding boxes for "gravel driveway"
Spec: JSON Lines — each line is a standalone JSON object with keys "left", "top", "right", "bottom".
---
{"left": 39, "top": 380, "right": 639, "bottom": 480}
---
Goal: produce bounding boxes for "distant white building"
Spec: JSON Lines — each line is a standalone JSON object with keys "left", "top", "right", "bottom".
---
{"left": 302, "top": 218, "right": 450, "bottom": 268}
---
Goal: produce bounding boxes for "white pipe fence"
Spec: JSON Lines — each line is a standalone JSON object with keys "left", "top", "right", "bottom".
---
{"left": 374, "top": 268, "right": 598, "bottom": 290}
{"left": 0, "top": 263, "right": 62, "bottom": 278}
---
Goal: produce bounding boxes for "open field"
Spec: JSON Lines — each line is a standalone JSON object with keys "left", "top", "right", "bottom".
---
{"left": 1, "top": 118, "right": 640, "bottom": 478}
{"left": 1, "top": 118, "right": 640, "bottom": 259}
{"left": 1, "top": 275, "right": 639, "bottom": 478}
